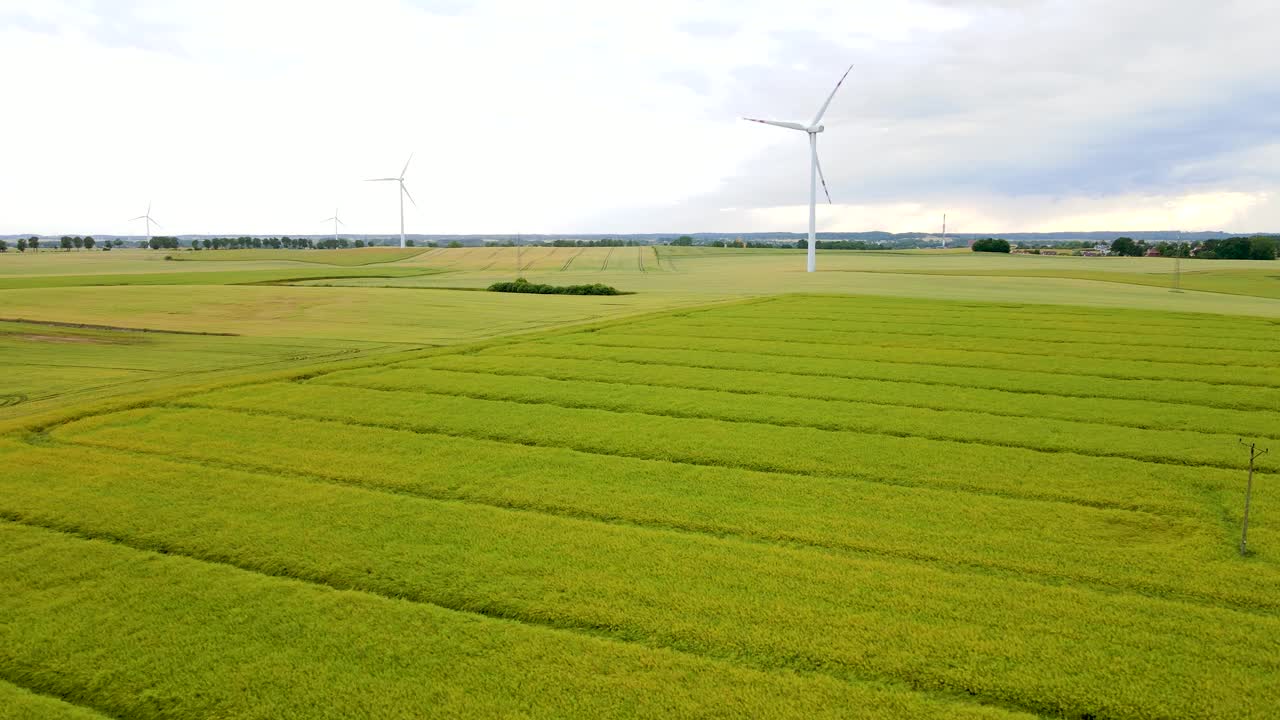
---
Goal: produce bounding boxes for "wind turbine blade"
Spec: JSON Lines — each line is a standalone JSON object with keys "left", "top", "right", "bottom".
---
{"left": 400, "top": 153, "right": 414, "bottom": 179}
{"left": 815, "top": 150, "right": 832, "bottom": 204}
{"left": 130, "top": 215, "right": 147, "bottom": 221}
{"left": 742, "top": 118, "right": 808, "bottom": 131}
{"left": 336, "top": 218, "right": 346, "bottom": 226}
{"left": 809, "top": 64, "right": 853, "bottom": 127}
{"left": 148, "top": 217, "right": 162, "bottom": 229}
{"left": 366, "top": 177, "right": 399, "bottom": 182}
{"left": 401, "top": 182, "right": 418, "bottom": 208}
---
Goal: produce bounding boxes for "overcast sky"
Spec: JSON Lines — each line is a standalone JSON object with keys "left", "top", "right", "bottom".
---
{"left": 3, "top": 0, "right": 1278, "bottom": 236}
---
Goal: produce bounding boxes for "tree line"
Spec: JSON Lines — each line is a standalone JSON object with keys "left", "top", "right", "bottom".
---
{"left": 1109, "top": 235, "right": 1276, "bottom": 259}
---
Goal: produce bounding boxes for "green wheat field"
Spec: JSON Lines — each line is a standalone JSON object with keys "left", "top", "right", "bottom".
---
{"left": 1, "top": 246, "right": 1278, "bottom": 719}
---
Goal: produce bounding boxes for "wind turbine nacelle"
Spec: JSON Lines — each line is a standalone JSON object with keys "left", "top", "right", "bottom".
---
{"left": 808, "top": 124, "right": 826, "bottom": 133}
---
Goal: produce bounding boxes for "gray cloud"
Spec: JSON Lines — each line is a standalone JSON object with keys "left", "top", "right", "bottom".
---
{"left": 646, "top": 0, "right": 1280, "bottom": 229}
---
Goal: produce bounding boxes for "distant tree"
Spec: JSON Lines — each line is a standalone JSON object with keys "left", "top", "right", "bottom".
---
{"left": 1249, "top": 236, "right": 1277, "bottom": 260}
{"left": 28, "top": 237, "right": 39, "bottom": 251}
{"left": 0, "top": 240, "right": 8, "bottom": 252}
{"left": 1154, "top": 241, "right": 1190, "bottom": 258}
{"left": 1108, "top": 237, "right": 1146, "bottom": 257}
{"left": 406, "top": 239, "right": 415, "bottom": 247}
{"left": 447, "top": 240, "right": 463, "bottom": 248}
{"left": 971, "top": 238, "right": 1011, "bottom": 253}
{"left": 60, "top": 236, "right": 73, "bottom": 251}
{"left": 83, "top": 236, "right": 95, "bottom": 250}
{"left": 354, "top": 240, "right": 365, "bottom": 248}
{"left": 671, "top": 236, "right": 694, "bottom": 246}
{"left": 1197, "top": 237, "right": 1252, "bottom": 260}
{"left": 16, "top": 238, "right": 26, "bottom": 252}
{"left": 112, "top": 239, "right": 123, "bottom": 247}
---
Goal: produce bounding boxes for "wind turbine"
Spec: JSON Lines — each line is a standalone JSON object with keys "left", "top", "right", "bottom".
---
{"left": 744, "top": 65, "right": 853, "bottom": 273}
{"left": 366, "top": 154, "right": 416, "bottom": 248}
{"left": 131, "top": 201, "right": 161, "bottom": 245}
{"left": 321, "top": 208, "right": 345, "bottom": 243}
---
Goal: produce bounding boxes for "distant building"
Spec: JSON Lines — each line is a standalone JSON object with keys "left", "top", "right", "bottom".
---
{"left": 1145, "top": 248, "right": 1161, "bottom": 257}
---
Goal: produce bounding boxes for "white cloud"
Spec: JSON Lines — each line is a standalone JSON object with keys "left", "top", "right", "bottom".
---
{"left": 0, "top": 0, "right": 1277, "bottom": 235}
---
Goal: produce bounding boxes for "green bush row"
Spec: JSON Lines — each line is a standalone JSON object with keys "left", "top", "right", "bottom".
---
{"left": 488, "top": 277, "right": 621, "bottom": 295}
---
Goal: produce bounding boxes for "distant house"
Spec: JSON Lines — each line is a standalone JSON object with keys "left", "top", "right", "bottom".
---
{"left": 1145, "top": 248, "right": 1161, "bottom": 257}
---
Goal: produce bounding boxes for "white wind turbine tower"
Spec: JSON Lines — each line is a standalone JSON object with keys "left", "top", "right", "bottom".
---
{"left": 131, "top": 201, "right": 161, "bottom": 244}
{"left": 366, "top": 154, "right": 417, "bottom": 248}
{"left": 745, "top": 65, "right": 853, "bottom": 273}
{"left": 321, "top": 208, "right": 345, "bottom": 243}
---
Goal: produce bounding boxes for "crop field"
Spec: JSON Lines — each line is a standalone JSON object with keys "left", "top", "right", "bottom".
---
{"left": 2, "top": 275, "right": 1278, "bottom": 719}
{"left": 174, "top": 247, "right": 428, "bottom": 265}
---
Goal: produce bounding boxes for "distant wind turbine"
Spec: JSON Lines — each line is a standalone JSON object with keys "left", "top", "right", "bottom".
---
{"left": 131, "top": 201, "right": 161, "bottom": 244}
{"left": 744, "top": 65, "right": 853, "bottom": 273}
{"left": 321, "top": 208, "right": 345, "bottom": 243}
{"left": 366, "top": 154, "right": 416, "bottom": 248}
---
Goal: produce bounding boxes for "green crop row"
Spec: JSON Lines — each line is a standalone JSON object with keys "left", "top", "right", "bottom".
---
{"left": 687, "top": 307, "right": 1280, "bottom": 350}
{"left": 165, "top": 381, "right": 1239, "bottom": 516}
{"left": 0, "top": 266, "right": 432, "bottom": 290}
{"left": 493, "top": 341, "right": 1280, "bottom": 411}
{"left": 0, "top": 520, "right": 1011, "bottom": 720}
{"left": 0, "top": 679, "right": 111, "bottom": 720}
{"left": 314, "top": 366, "right": 1276, "bottom": 473}
{"left": 401, "top": 353, "right": 1280, "bottom": 439}
{"left": 736, "top": 296, "right": 1280, "bottom": 334}
{"left": 607, "top": 317, "right": 1280, "bottom": 366}
{"left": 54, "top": 405, "right": 1279, "bottom": 611}
{"left": 553, "top": 332, "right": 1280, "bottom": 389}
{"left": 4, "top": 442, "right": 1278, "bottom": 719}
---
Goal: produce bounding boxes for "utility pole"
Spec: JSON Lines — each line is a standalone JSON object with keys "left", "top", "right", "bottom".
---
{"left": 941, "top": 213, "right": 947, "bottom": 249}
{"left": 1240, "top": 439, "right": 1270, "bottom": 556}
{"left": 1172, "top": 255, "right": 1182, "bottom": 292}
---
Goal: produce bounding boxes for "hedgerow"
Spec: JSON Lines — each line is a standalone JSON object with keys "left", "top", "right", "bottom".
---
{"left": 488, "top": 277, "right": 622, "bottom": 295}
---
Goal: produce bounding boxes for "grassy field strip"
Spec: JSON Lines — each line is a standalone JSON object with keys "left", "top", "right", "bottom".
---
{"left": 0, "top": 524, "right": 1013, "bottom": 720}
{"left": 312, "top": 367, "right": 1276, "bottom": 473}
{"left": 854, "top": 266, "right": 1280, "bottom": 300}
{"left": 403, "top": 354, "right": 1280, "bottom": 439}
{"left": 3, "top": 447, "right": 1278, "bottom": 719}
{"left": 165, "top": 381, "right": 1239, "bottom": 517}
{"left": 493, "top": 341, "right": 1280, "bottom": 412}
{"left": 0, "top": 267, "right": 434, "bottom": 290}
{"left": 687, "top": 310, "right": 1280, "bottom": 349}
{"left": 720, "top": 297, "right": 1280, "bottom": 334}
{"left": 55, "top": 407, "right": 1280, "bottom": 613}
{"left": 0, "top": 319, "right": 407, "bottom": 421}
{"left": 0, "top": 679, "right": 115, "bottom": 720}
{"left": 751, "top": 293, "right": 1280, "bottom": 322}
{"left": 628, "top": 316, "right": 1280, "bottom": 360}
{"left": 557, "top": 332, "right": 1280, "bottom": 387}
{"left": 561, "top": 247, "right": 586, "bottom": 271}
{"left": 173, "top": 248, "right": 428, "bottom": 265}
{"left": 693, "top": 307, "right": 1280, "bottom": 345}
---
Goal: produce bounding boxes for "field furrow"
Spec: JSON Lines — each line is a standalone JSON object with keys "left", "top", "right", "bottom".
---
{"left": 681, "top": 309, "right": 1280, "bottom": 350}
{"left": 605, "top": 319, "right": 1280, "bottom": 367}
{"left": 552, "top": 333, "right": 1280, "bottom": 388}
{"left": 493, "top": 341, "right": 1280, "bottom": 410}
{"left": 312, "top": 366, "right": 1277, "bottom": 472}
{"left": 401, "top": 353, "right": 1280, "bottom": 439}
{"left": 1, "top": 522, "right": 1016, "bottom": 720}
{"left": 48, "top": 408, "right": 1280, "bottom": 612}
{"left": 159, "top": 381, "right": 1253, "bottom": 517}
{"left": 3, "top": 445, "right": 1278, "bottom": 719}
